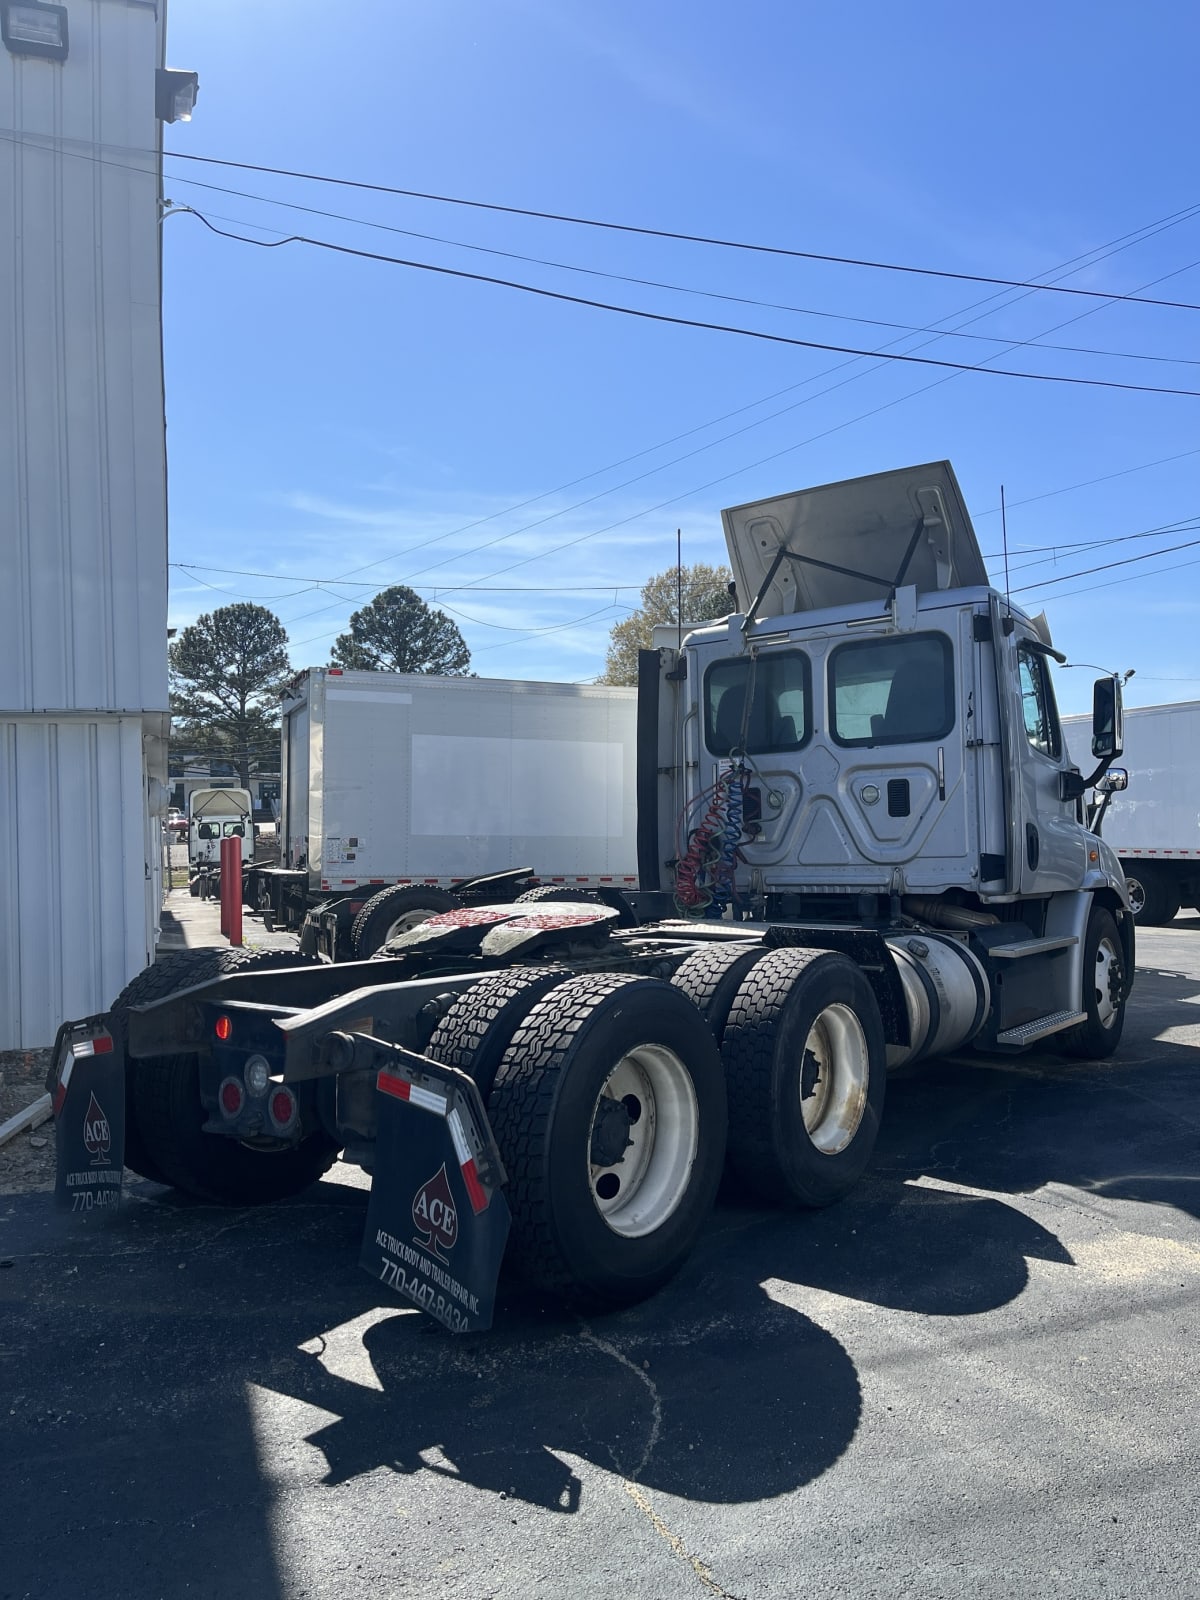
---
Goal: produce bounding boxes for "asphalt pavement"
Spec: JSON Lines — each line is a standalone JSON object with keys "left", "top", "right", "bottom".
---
{"left": 3, "top": 920, "right": 1199, "bottom": 1600}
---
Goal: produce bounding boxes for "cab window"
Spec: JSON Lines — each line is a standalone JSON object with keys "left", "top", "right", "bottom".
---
{"left": 829, "top": 633, "right": 954, "bottom": 746}
{"left": 1017, "top": 643, "right": 1062, "bottom": 760}
{"left": 704, "top": 652, "right": 811, "bottom": 756}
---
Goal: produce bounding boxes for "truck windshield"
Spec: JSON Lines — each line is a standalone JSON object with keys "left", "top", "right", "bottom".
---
{"left": 704, "top": 651, "right": 811, "bottom": 756}
{"left": 829, "top": 632, "right": 954, "bottom": 746}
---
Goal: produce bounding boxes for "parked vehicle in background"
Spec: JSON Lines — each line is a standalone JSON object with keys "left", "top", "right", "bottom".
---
{"left": 166, "top": 807, "right": 188, "bottom": 836}
{"left": 246, "top": 670, "right": 638, "bottom": 955}
{"left": 1065, "top": 699, "right": 1200, "bottom": 924}
{"left": 187, "top": 786, "right": 253, "bottom": 897}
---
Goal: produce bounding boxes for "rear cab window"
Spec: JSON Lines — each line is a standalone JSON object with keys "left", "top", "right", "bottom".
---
{"left": 829, "top": 632, "right": 954, "bottom": 746}
{"left": 704, "top": 651, "right": 812, "bottom": 756}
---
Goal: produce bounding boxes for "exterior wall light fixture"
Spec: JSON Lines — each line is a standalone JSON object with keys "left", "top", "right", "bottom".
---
{"left": 156, "top": 68, "right": 200, "bottom": 124}
{"left": 1, "top": 1, "right": 70, "bottom": 61}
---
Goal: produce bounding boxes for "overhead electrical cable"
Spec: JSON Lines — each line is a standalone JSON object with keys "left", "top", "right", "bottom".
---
{"left": 155, "top": 147, "right": 1200, "bottom": 312}
{"left": 181, "top": 210, "right": 1200, "bottom": 402}
{"left": 154, "top": 197, "right": 1200, "bottom": 371}
{"left": 5, "top": 128, "right": 1200, "bottom": 312}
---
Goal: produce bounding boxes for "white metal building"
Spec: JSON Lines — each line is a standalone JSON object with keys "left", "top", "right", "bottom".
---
{"left": 0, "top": 1, "right": 188, "bottom": 1047}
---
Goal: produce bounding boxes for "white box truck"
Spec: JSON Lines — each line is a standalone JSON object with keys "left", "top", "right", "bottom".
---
{"left": 248, "top": 670, "right": 639, "bottom": 954}
{"left": 1065, "top": 700, "right": 1200, "bottom": 924}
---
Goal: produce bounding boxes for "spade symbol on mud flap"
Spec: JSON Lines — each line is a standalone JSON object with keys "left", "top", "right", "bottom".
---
{"left": 412, "top": 1163, "right": 458, "bottom": 1262}
{"left": 83, "top": 1091, "right": 112, "bottom": 1166}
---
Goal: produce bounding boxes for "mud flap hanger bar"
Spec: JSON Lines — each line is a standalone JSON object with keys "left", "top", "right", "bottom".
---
{"left": 273, "top": 973, "right": 494, "bottom": 1081}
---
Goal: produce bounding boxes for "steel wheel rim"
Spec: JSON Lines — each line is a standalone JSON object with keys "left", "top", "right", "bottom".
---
{"left": 1126, "top": 877, "right": 1146, "bottom": 916}
{"left": 1094, "top": 937, "right": 1121, "bottom": 1029}
{"left": 799, "top": 1004, "right": 870, "bottom": 1155}
{"left": 587, "top": 1045, "right": 699, "bottom": 1238}
{"left": 384, "top": 908, "right": 439, "bottom": 942}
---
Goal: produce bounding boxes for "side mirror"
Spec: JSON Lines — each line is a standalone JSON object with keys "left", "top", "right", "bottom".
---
{"left": 1097, "top": 767, "right": 1128, "bottom": 793}
{"left": 1091, "top": 675, "right": 1123, "bottom": 761}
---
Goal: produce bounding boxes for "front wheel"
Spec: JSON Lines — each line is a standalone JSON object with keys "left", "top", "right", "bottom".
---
{"left": 1060, "top": 906, "right": 1127, "bottom": 1060}
{"left": 487, "top": 975, "right": 727, "bottom": 1306}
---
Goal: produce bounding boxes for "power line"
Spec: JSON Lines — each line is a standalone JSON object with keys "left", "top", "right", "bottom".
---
{"left": 171, "top": 562, "right": 644, "bottom": 591}
{"left": 1012, "top": 527, "right": 1200, "bottom": 592}
{"left": 286, "top": 221, "right": 1200, "bottom": 644}
{"left": 6, "top": 127, "right": 1199, "bottom": 314}
{"left": 182, "top": 209, "right": 1200, "bottom": 403}
{"left": 982, "top": 513, "right": 1200, "bottom": 570}
{"left": 160, "top": 195, "right": 1200, "bottom": 371}
{"left": 973, "top": 445, "right": 1200, "bottom": 520}
{"left": 157, "top": 147, "right": 1200, "bottom": 314}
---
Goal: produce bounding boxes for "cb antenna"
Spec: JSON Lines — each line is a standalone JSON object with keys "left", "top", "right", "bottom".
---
{"left": 676, "top": 528, "right": 683, "bottom": 654}
{"left": 1000, "top": 484, "right": 1012, "bottom": 616}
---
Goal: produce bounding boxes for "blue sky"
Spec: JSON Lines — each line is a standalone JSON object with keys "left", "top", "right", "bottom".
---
{"left": 163, "top": 0, "right": 1200, "bottom": 712}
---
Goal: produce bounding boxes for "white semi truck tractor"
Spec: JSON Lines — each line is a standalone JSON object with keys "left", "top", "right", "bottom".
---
{"left": 50, "top": 463, "right": 1131, "bottom": 1332}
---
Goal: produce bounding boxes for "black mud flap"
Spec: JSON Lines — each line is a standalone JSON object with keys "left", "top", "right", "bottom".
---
{"left": 47, "top": 1016, "right": 126, "bottom": 1218}
{"left": 360, "top": 1047, "right": 511, "bottom": 1335}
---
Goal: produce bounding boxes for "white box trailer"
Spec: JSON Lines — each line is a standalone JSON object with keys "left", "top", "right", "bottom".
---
{"left": 255, "top": 670, "right": 639, "bottom": 954}
{"left": 1065, "top": 700, "right": 1200, "bottom": 924}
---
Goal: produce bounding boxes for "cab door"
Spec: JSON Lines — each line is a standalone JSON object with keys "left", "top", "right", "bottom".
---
{"left": 1012, "top": 633, "right": 1087, "bottom": 893}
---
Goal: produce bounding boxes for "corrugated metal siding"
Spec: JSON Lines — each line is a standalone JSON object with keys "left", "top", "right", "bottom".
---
{"left": 0, "top": 714, "right": 154, "bottom": 1049}
{"left": 0, "top": 0, "right": 167, "bottom": 714}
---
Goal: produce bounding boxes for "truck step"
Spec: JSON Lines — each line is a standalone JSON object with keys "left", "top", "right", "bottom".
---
{"left": 989, "top": 935, "right": 1079, "bottom": 959}
{"left": 995, "top": 1010, "right": 1086, "bottom": 1047}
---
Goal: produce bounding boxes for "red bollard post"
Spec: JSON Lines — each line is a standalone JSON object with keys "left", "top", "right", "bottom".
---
{"left": 219, "top": 837, "right": 232, "bottom": 937}
{"left": 228, "top": 838, "right": 243, "bottom": 948}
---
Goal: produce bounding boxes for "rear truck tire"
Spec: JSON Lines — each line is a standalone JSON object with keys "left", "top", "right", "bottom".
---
{"left": 424, "top": 969, "right": 575, "bottom": 1099}
{"left": 515, "top": 885, "right": 602, "bottom": 905}
{"left": 1124, "top": 866, "right": 1179, "bottom": 926}
{"left": 1059, "top": 906, "right": 1127, "bottom": 1060}
{"left": 111, "top": 948, "right": 338, "bottom": 1203}
{"left": 486, "top": 974, "right": 727, "bottom": 1307}
{"left": 188, "top": 877, "right": 201, "bottom": 898}
{"left": 721, "top": 948, "right": 886, "bottom": 1209}
{"left": 351, "top": 884, "right": 462, "bottom": 959}
{"left": 670, "top": 943, "right": 770, "bottom": 1043}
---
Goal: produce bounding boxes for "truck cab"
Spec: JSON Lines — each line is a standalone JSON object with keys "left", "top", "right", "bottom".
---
{"left": 643, "top": 461, "right": 1131, "bottom": 1052}
{"left": 188, "top": 786, "right": 254, "bottom": 873}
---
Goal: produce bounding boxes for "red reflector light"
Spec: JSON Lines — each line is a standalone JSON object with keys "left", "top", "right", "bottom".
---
{"left": 270, "top": 1089, "right": 296, "bottom": 1128}
{"left": 214, "top": 1015, "right": 233, "bottom": 1041}
{"left": 219, "top": 1079, "right": 244, "bottom": 1117}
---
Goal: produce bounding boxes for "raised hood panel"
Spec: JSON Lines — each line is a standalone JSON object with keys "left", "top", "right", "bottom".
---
{"left": 722, "top": 461, "right": 988, "bottom": 620}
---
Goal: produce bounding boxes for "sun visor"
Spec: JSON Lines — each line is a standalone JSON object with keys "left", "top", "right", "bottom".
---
{"left": 721, "top": 461, "right": 989, "bottom": 621}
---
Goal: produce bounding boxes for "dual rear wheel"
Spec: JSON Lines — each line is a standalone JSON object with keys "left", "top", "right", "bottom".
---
{"left": 425, "top": 945, "right": 887, "bottom": 1306}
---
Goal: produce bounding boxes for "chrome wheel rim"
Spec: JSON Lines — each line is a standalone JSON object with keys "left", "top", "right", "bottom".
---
{"left": 1125, "top": 877, "right": 1146, "bottom": 917}
{"left": 587, "top": 1045, "right": 699, "bottom": 1238}
{"left": 1094, "top": 937, "right": 1121, "bottom": 1029}
{"left": 799, "top": 1004, "right": 870, "bottom": 1155}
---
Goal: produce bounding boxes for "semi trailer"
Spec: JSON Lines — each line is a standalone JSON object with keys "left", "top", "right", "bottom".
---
{"left": 1064, "top": 699, "right": 1199, "bottom": 925}
{"left": 245, "top": 670, "right": 638, "bottom": 957}
{"left": 51, "top": 462, "right": 1132, "bottom": 1332}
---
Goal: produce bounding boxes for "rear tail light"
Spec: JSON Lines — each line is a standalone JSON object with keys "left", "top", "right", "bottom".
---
{"left": 214, "top": 1015, "right": 233, "bottom": 1041}
{"left": 219, "top": 1078, "right": 245, "bottom": 1118}
{"left": 269, "top": 1088, "right": 298, "bottom": 1132}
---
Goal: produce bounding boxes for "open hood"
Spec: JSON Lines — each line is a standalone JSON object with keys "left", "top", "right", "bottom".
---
{"left": 722, "top": 461, "right": 989, "bottom": 621}
{"left": 189, "top": 787, "right": 251, "bottom": 817}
